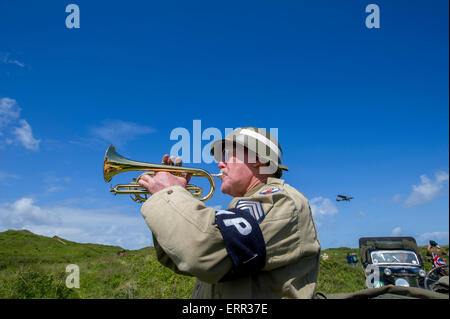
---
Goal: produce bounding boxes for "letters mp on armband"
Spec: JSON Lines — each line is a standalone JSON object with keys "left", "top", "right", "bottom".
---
{"left": 215, "top": 208, "right": 266, "bottom": 281}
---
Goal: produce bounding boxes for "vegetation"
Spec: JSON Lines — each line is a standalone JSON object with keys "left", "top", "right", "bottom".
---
{"left": 316, "top": 247, "right": 366, "bottom": 293}
{"left": 0, "top": 229, "right": 446, "bottom": 298}
{"left": 0, "top": 230, "right": 195, "bottom": 298}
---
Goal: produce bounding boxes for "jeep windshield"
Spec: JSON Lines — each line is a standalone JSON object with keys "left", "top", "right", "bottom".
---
{"left": 370, "top": 250, "right": 420, "bottom": 266}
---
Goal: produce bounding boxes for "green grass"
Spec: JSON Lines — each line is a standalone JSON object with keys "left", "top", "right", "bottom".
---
{"left": 0, "top": 230, "right": 196, "bottom": 298}
{"left": 316, "top": 247, "right": 367, "bottom": 293}
{"left": 0, "top": 229, "right": 447, "bottom": 298}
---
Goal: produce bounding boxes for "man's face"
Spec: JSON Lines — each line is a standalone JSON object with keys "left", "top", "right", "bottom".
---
{"left": 218, "top": 144, "right": 256, "bottom": 197}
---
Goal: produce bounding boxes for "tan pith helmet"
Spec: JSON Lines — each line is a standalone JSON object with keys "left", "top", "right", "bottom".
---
{"left": 210, "top": 127, "right": 288, "bottom": 176}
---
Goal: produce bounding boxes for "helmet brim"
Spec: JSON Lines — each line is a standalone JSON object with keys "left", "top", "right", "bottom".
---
{"left": 210, "top": 138, "right": 288, "bottom": 171}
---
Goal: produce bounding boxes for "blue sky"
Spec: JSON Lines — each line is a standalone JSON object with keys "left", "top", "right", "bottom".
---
{"left": 0, "top": 0, "right": 448, "bottom": 250}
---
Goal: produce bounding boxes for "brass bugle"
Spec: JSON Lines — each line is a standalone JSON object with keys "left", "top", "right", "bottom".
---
{"left": 103, "top": 145, "right": 222, "bottom": 203}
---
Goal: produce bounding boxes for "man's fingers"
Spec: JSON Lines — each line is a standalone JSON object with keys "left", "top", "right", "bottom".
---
{"left": 139, "top": 173, "right": 152, "bottom": 182}
{"left": 138, "top": 178, "right": 150, "bottom": 190}
{"left": 138, "top": 174, "right": 153, "bottom": 190}
{"left": 161, "top": 154, "right": 182, "bottom": 167}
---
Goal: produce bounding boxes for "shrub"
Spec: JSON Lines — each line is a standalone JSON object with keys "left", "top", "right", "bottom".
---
{"left": 1, "top": 268, "right": 78, "bottom": 299}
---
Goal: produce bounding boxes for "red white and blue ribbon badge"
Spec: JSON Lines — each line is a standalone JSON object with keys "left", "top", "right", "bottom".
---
{"left": 259, "top": 187, "right": 280, "bottom": 195}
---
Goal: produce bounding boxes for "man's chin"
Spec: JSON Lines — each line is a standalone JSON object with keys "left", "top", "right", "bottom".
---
{"left": 220, "top": 182, "right": 234, "bottom": 196}
{"left": 220, "top": 184, "right": 230, "bottom": 195}
{"left": 221, "top": 185, "right": 243, "bottom": 197}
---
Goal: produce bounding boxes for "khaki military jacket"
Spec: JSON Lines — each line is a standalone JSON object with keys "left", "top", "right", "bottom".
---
{"left": 140, "top": 177, "right": 321, "bottom": 299}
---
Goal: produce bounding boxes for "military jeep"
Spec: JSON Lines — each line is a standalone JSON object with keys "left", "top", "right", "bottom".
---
{"left": 359, "top": 237, "right": 427, "bottom": 289}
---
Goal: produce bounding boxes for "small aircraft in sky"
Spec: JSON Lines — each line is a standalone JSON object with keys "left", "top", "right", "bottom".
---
{"left": 336, "top": 195, "right": 353, "bottom": 202}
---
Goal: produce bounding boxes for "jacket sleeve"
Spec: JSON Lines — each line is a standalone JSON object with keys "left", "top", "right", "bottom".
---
{"left": 151, "top": 234, "right": 192, "bottom": 277}
{"left": 141, "top": 185, "right": 233, "bottom": 284}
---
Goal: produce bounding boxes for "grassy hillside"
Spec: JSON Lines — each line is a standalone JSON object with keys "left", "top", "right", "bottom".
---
{"left": 0, "top": 229, "right": 446, "bottom": 298}
{"left": 316, "top": 247, "right": 367, "bottom": 293}
{"left": 0, "top": 230, "right": 195, "bottom": 298}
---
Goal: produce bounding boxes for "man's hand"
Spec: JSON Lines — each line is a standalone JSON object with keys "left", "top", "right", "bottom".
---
{"left": 137, "top": 155, "right": 191, "bottom": 195}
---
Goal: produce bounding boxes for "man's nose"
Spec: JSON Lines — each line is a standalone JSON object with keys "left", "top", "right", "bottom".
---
{"left": 218, "top": 161, "right": 226, "bottom": 169}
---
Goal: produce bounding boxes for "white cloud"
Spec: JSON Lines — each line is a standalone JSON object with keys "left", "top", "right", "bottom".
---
{"left": 310, "top": 197, "right": 338, "bottom": 218}
{"left": 39, "top": 175, "right": 72, "bottom": 194}
{"left": 391, "top": 227, "right": 402, "bottom": 236}
{"left": 436, "top": 171, "right": 450, "bottom": 184}
{"left": 390, "top": 194, "right": 402, "bottom": 203}
{"left": 0, "top": 97, "right": 21, "bottom": 128}
{"left": 0, "top": 171, "right": 20, "bottom": 182}
{"left": 45, "top": 186, "right": 65, "bottom": 194}
{"left": 0, "top": 197, "right": 153, "bottom": 249}
{"left": 13, "top": 119, "right": 40, "bottom": 150}
{"left": 405, "top": 171, "right": 449, "bottom": 208}
{"left": 7, "top": 60, "right": 25, "bottom": 68}
{"left": 0, "top": 53, "right": 25, "bottom": 68}
{"left": 417, "top": 232, "right": 449, "bottom": 246}
{"left": 71, "top": 120, "right": 155, "bottom": 148}
{"left": 0, "top": 98, "right": 40, "bottom": 151}
{"left": 90, "top": 119, "right": 155, "bottom": 146}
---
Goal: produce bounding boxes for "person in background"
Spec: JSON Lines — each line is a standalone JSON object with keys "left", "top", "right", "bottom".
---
{"left": 346, "top": 253, "right": 353, "bottom": 266}
{"left": 427, "top": 240, "right": 448, "bottom": 276}
{"left": 351, "top": 253, "right": 358, "bottom": 267}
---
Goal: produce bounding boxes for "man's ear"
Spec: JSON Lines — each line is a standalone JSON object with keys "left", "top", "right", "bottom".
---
{"left": 252, "top": 161, "right": 268, "bottom": 168}
{"left": 252, "top": 162, "right": 262, "bottom": 168}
